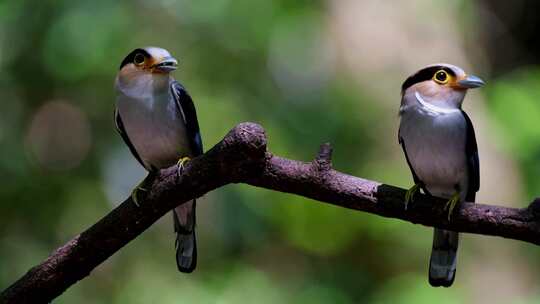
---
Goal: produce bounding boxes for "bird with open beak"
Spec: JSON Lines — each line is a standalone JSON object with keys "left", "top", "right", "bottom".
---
{"left": 398, "top": 63, "right": 484, "bottom": 287}
{"left": 114, "top": 47, "right": 203, "bottom": 273}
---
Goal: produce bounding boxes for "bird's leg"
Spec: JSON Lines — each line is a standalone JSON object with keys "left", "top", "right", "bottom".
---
{"left": 404, "top": 183, "right": 421, "bottom": 210}
{"left": 131, "top": 180, "right": 147, "bottom": 207}
{"left": 131, "top": 171, "right": 156, "bottom": 207}
{"left": 176, "top": 156, "right": 191, "bottom": 178}
{"left": 444, "top": 192, "right": 461, "bottom": 221}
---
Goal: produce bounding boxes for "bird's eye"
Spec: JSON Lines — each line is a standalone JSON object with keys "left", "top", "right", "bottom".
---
{"left": 433, "top": 70, "right": 449, "bottom": 84}
{"left": 133, "top": 53, "right": 145, "bottom": 66}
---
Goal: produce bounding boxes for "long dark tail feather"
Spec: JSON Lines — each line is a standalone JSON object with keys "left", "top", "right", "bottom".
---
{"left": 173, "top": 200, "right": 197, "bottom": 273}
{"left": 429, "top": 228, "right": 459, "bottom": 287}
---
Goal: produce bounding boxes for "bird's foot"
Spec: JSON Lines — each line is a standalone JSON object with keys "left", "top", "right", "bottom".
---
{"left": 444, "top": 192, "right": 461, "bottom": 221}
{"left": 131, "top": 179, "right": 148, "bottom": 207}
{"left": 404, "top": 183, "right": 421, "bottom": 210}
{"left": 176, "top": 156, "right": 191, "bottom": 178}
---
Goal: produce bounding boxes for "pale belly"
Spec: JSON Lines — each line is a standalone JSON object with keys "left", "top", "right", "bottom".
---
{"left": 117, "top": 94, "right": 191, "bottom": 170}
{"left": 399, "top": 109, "right": 469, "bottom": 199}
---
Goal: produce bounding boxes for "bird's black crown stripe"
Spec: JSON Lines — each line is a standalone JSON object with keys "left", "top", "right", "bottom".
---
{"left": 119, "top": 48, "right": 151, "bottom": 70}
{"left": 401, "top": 66, "right": 456, "bottom": 93}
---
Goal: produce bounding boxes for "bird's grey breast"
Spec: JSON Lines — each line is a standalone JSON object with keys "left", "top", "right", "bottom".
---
{"left": 399, "top": 106, "right": 469, "bottom": 198}
{"left": 116, "top": 84, "right": 190, "bottom": 169}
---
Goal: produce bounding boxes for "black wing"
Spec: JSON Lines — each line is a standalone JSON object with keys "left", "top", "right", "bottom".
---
{"left": 171, "top": 80, "right": 203, "bottom": 156}
{"left": 399, "top": 138, "right": 421, "bottom": 185}
{"left": 398, "top": 128, "right": 428, "bottom": 193}
{"left": 114, "top": 108, "right": 148, "bottom": 170}
{"left": 461, "top": 111, "right": 480, "bottom": 202}
{"left": 170, "top": 80, "right": 202, "bottom": 273}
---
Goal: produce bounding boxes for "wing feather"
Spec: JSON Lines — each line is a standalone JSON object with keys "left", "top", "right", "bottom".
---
{"left": 398, "top": 127, "right": 422, "bottom": 185}
{"left": 114, "top": 108, "right": 148, "bottom": 170}
{"left": 461, "top": 111, "right": 479, "bottom": 202}
{"left": 170, "top": 81, "right": 203, "bottom": 156}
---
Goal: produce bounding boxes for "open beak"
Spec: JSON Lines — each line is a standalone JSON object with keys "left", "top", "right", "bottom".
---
{"left": 153, "top": 56, "right": 178, "bottom": 73}
{"left": 457, "top": 75, "right": 485, "bottom": 89}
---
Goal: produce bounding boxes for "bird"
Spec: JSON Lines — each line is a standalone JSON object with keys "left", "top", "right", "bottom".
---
{"left": 398, "top": 63, "right": 483, "bottom": 287}
{"left": 114, "top": 46, "right": 203, "bottom": 273}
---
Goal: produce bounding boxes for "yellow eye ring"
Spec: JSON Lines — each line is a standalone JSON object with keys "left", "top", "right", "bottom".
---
{"left": 133, "top": 53, "right": 145, "bottom": 66}
{"left": 433, "top": 70, "right": 449, "bottom": 84}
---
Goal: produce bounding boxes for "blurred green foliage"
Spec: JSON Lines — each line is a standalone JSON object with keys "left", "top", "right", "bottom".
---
{"left": 487, "top": 68, "right": 540, "bottom": 196}
{"left": 0, "top": 0, "right": 539, "bottom": 303}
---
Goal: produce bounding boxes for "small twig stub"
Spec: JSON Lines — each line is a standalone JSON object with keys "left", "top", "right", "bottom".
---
{"left": 314, "top": 142, "right": 333, "bottom": 172}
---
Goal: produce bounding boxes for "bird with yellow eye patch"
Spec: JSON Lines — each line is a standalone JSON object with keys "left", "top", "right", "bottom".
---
{"left": 398, "top": 63, "right": 484, "bottom": 287}
{"left": 114, "top": 47, "right": 203, "bottom": 273}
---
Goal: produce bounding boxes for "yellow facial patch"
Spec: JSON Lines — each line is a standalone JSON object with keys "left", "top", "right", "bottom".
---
{"left": 138, "top": 56, "right": 164, "bottom": 72}
{"left": 432, "top": 69, "right": 452, "bottom": 85}
{"left": 432, "top": 69, "right": 465, "bottom": 89}
{"left": 131, "top": 53, "right": 162, "bottom": 71}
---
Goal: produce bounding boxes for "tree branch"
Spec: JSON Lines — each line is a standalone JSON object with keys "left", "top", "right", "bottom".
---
{"left": 2, "top": 122, "right": 540, "bottom": 303}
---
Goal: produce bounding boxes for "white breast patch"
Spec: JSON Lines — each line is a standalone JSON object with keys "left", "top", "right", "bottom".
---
{"left": 399, "top": 94, "right": 469, "bottom": 199}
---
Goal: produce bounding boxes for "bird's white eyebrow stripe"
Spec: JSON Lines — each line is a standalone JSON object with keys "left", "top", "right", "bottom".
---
{"left": 415, "top": 91, "right": 460, "bottom": 114}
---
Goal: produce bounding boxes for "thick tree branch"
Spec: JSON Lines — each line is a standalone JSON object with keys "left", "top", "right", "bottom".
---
{"left": 2, "top": 122, "right": 540, "bottom": 303}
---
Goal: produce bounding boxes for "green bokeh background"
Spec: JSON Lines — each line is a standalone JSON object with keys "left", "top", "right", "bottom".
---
{"left": 2, "top": 0, "right": 540, "bottom": 303}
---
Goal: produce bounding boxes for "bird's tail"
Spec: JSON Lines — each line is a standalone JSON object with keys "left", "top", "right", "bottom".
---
{"left": 429, "top": 228, "right": 459, "bottom": 287}
{"left": 173, "top": 200, "right": 197, "bottom": 273}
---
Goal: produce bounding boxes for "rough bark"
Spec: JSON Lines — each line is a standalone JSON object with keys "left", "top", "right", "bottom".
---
{"left": 2, "top": 122, "right": 539, "bottom": 303}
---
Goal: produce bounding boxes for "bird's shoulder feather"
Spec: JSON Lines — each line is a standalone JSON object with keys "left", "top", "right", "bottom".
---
{"left": 170, "top": 80, "right": 203, "bottom": 156}
{"left": 461, "top": 110, "right": 479, "bottom": 201}
{"left": 114, "top": 108, "right": 150, "bottom": 170}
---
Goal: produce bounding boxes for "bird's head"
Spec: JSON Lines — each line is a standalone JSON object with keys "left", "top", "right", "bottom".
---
{"left": 116, "top": 47, "right": 178, "bottom": 95}
{"left": 401, "top": 63, "right": 484, "bottom": 110}
{"left": 119, "top": 47, "right": 178, "bottom": 75}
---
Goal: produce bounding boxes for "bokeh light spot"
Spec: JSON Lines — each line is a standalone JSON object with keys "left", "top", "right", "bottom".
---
{"left": 26, "top": 101, "right": 91, "bottom": 171}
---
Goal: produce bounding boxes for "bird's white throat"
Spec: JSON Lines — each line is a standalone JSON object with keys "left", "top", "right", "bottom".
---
{"left": 415, "top": 91, "right": 460, "bottom": 115}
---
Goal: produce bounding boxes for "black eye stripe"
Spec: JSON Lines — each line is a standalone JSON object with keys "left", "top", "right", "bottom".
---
{"left": 401, "top": 66, "right": 456, "bottom": 93}
{"left": 119, "top": 48, "right": 151, "bottom": 70}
